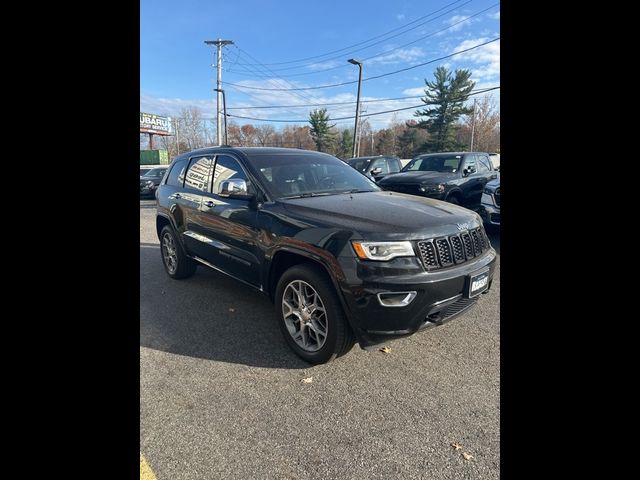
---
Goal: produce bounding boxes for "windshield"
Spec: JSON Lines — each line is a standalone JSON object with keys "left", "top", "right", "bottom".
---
{"left": 347, "top": 157, "right": 372, "bottom": 173}
{"left": 143, "top": 168, "right": 167, "bottom": 177}
{"left": 247, "top": 152, "right": 381, "bottom": 199}
{"left": 402, "top": 154, "right": 461, "bottom": 173}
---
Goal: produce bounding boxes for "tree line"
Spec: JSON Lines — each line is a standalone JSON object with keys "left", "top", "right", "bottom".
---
{"left": 143, "top": 66, "right": 499, "bottom": 160}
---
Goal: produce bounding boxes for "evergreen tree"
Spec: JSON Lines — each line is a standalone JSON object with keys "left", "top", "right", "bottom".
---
{"left": 308, "top": 108, "right": 337, "bottom": 153}
{"left": 413, "top": 66, "right": 475, "bottom": 152}
{"left": 338, "top": 129, "right": 353, "bottom": 159}
{"left": 397, "top": 127, "right": 420, "bottom": 158}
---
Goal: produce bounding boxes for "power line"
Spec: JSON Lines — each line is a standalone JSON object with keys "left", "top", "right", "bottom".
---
{"left": 226, "top": 3, "right": 499, "bottom": 79}
{"left": 227, "top": 0, "right": 482, "bottom": 75}
{"left": 227, "top": 94, "right": 429, "bottom": 110}
{"left": 224, "top": 37, "right": 499, "bottom": 92}
{"left": 226, "top": 86, "right": 500, "bottom": 123}
{"left": 231, "top": 0, "right": 470, "bottom": 67}
{"left": 232, "top": 45, "right": 328, "bottom": 106}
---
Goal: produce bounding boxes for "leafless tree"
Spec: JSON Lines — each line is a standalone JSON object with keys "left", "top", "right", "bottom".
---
{"left": 458, "top": 94, "right": 500, "bottom": 152}
{"left": 255, "top": 125, "right": 276, "bottom": 146}
{"left": 178, "top": 107, "right": 206, "bottom": 150}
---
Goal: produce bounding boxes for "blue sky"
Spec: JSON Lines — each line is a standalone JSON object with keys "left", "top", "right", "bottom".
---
{"left": 140, "top": 0, "right": 500, "bottom": 130}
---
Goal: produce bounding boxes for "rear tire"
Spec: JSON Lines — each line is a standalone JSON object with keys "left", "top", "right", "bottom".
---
{"left": 160, "top": 225, "right": 197, "bottom": 279}
{"left": 275, "top": 264, "right": 355, "bottom": 364}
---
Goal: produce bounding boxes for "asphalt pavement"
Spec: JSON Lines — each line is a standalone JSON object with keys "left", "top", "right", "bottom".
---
{"left": 140, "top": 198, "right": 500, "bottom": 479}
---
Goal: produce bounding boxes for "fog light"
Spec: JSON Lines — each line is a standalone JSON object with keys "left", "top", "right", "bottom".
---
{"left": 377, "top": 291, "right": 417, "bottom": 307}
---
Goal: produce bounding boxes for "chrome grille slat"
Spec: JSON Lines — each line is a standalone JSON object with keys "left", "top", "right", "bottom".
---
{"left": 417, "top": 227, "right": 490, "bottom": 271}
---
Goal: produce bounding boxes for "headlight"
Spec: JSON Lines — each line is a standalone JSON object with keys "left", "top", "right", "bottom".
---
{"left": 419, "top": 183, "right": 445, "bottom": 193}
{"left": 145, "top": 180, "right": 155, "bottom": 187}
{"left": 351, "top": 241, "right": 415, "bottom": 261}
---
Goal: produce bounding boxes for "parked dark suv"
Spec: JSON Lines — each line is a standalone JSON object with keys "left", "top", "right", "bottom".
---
{"left": 377, "top": 152, "right": 498, "bottom": 209}
{"left": 156, "top": 147, "right": 496, "bottom": 364}
{"left": 140, "top": 167, "right": 168, "bottom": 198}
{"left": 346, "top": 155, "right": 402, "bottom": 182}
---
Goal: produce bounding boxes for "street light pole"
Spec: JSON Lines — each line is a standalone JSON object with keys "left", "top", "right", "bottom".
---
{"left": 348, "top": 58, "right": 363, "bottom": 158}
{"left": 214, "top": 88, "right": 228, "bottom": 145}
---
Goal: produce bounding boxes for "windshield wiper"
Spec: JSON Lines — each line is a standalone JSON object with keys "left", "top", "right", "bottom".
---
{"left": 341, "top": 189, "right": 374, "bottom": 194}
{"left": 280, "top": 192, "right": 333, "bottom": 199}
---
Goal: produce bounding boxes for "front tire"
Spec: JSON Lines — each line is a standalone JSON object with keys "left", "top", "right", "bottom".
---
{"left": 275, "top": 264, "right": 355, "bottom": 364}
{"left": 446, "top": 194, "right": 460, "bottom": 205}
{"left": 160, "top": 225, "right": 197, "bottom": 279}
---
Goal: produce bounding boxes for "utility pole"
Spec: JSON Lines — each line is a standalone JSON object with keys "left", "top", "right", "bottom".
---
{"left": 175, "top": 118, "right": 180, "bottom": 155}
{"left": 470, "top": 98, "right": 477, "bottom": 152}
{"left": 205, "top": 39, "right": 233, "bottom": 145}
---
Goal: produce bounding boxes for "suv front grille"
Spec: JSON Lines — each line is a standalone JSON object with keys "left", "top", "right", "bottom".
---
{"left": 384, "top": 184, "right": 422, "bottom": 195}
{"left": 417, "top": 227, "right": 490, "bottom": 271}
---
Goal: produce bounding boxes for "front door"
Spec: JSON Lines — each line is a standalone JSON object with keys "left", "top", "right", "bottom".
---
{"left": 198, "top": 154, "right": 262, "bottom": 288}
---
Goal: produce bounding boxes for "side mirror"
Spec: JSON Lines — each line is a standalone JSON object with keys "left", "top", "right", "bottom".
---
{"left": 220, "top": 179, "right": 254, "bottom": 200}
{"left": 371, "top": 167, "right": 382, "bottom": 176}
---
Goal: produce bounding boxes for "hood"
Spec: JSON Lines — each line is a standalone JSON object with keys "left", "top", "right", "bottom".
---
{"left": 378, "top": 170, "right": 456, "bottom": 185}
{"left": 281, "top": 191, "right": 481, "bottom": 240}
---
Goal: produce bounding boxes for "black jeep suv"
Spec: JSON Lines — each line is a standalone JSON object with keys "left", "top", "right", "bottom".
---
{"left": 156, "top": 147, "right": 496, "bottom": 364}
{"left": 377, "top": 152, "right": 498, "bottom": 209}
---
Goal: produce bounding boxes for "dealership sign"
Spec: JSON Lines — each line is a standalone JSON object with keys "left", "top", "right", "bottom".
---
{"left": 140, "top": 112, "right": 172, "bottom": 135}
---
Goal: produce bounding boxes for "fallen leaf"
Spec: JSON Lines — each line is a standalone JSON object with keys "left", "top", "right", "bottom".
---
{"left": 462, "top": 452, "right": 473, "bottom": 461}
{"left": 451, "top": 442, "right": 462, "bottom": 450}
{"left": 229, "top": 308, "right": 235, "bottom": 313}
{"left": 380, "top": 347, "right": 391, "bottom": 354}
{"left": 301, "top": 377, "right": 313, "bottom": 384}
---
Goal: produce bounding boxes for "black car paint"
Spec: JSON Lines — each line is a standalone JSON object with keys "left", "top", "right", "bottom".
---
{"left": 377, "top": 152, "right": 498, "bottom": 209}
{"left": 479, "top": 177, "right": 500, "bottom": 227}
{"left": 156, "top": 147, "right": 496, "bottom": 349}
{"left": 346, "top": 155, "right": 402, "bottom": 182}
{"left": 140, "top": 168, "right": 168, "bottom": 197}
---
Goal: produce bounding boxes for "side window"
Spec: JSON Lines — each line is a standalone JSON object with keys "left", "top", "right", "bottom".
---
{"left": 477, "top": 155, "right": 491, "bottom": 173}
{"left": 371, "top": 158, "right": 389, "bottom": 174}
{"left": 184, "top": 156, "right": 214, "bottom": 192}
{"left": 212, "top": 155, "right": 249, "bottom": 195}
{"left": 388, "top": 158, "right": 400, "bottom": 173}
{"left": 463, "top": 155, "right": 477, "bottom": 172}
{"left": 166, "top": 158, "right": 189, "bottom": 187}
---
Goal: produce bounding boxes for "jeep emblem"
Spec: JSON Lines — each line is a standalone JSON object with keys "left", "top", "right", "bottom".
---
{"left": 456, "top": 223, "right": 469, "bottom": 231}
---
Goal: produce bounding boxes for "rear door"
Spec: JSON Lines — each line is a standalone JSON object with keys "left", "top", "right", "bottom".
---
{"left": 460, "top": 154, "right": 481, "bottom": 206}
{"left": 197, "top": 154, "right": 262, "bottom": 288}
{"left": 178, "top": 155, "right": 215, "bottom": 259}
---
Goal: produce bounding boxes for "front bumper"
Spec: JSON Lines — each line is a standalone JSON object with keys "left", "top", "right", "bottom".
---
{"left": 140, "top": 184, "right": 157, "bottom": 196}
{"left": 337, "top": 249, "right": 497, "bottom": 348}
{"left": 479, "top": 203, "right": 500, "bottom": 226}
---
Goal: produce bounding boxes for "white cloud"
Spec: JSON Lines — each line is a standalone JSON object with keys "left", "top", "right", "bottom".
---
{"left": 402, "top": 87, "right": 426, "bottom": 96}
{"left": 140, "top": 95, "right": 217, "bottom": 119}
{"left": 368, "top": 47, "right": 425, "bottom": 65}
{"left": 396, "top": 13, "right": 405, "bottom": 21}
{"left": 306, "top": 60, "right": 340, "bottom": 71}
{"left": 453, "top": 37, "right": 500, "bottom": 81}
{"left": 489, "top": 11, "right": 500, "bottom": 20}
{"left": 141, "top": 87, "right": 429, "bottom": 132}
{"left": 448, "top": 15, "right": 472, "bottom": 32}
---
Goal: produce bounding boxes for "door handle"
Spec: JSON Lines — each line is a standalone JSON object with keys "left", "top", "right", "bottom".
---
{"left": 204, "top": 200, "right": 215, "bottom": 208}
{"left": 174, "top": 193, "right": 182, "bottom": 199}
